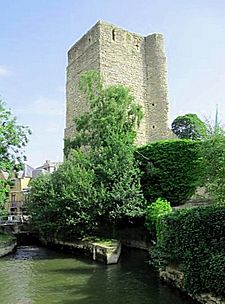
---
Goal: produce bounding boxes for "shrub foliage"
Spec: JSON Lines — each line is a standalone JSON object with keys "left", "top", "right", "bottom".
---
{"left": 136, "top": 139, "right": 204, "bottom": 206}
{"left": 151, "top": 205, "right": 225, "bottom": 296}
{"left": 203, "top": 128, "right": 225, "bottom": 204}
{"left": 145, "top": 198, "right": 172, "bottom": 238}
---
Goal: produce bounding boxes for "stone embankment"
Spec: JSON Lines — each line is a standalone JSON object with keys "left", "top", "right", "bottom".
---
{"left": 160, "top": 266, "right": 225, "bottom": 304}
{"left": 40, "top": 237, "right": 121, "bottom": 264}
{"left": 0, "top": 236, "right": 17, "bottom": 257}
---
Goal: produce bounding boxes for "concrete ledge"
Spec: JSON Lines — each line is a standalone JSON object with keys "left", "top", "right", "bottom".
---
{"left": 40, "top": 237, "right": 121, "bottom": 264}
{"left": 160, "top": 266, "right": 225, "bottom": 304}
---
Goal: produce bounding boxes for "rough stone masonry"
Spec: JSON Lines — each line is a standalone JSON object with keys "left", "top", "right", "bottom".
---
{"left": 65, "top": 20, "right": 171, "bottom": 145}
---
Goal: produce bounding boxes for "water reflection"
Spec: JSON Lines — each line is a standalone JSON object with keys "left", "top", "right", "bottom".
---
{"left": 0, "top": 246, "right": 197, "bottom": 304}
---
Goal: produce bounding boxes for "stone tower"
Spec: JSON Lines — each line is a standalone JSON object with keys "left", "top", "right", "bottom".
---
{"left": 65, "top": 21, "right": 170, "bottom": 145}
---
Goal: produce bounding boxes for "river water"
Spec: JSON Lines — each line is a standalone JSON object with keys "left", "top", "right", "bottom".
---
{"left": 0, "top": 246, "right": 197, "bottom": 304}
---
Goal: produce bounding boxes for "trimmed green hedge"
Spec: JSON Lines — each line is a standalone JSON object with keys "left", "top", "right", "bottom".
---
{"left": 151, "top": 205, "right": 225, "bottom": 296}
{"left": 136, "top": 139, "right": 204, "bottom": 206}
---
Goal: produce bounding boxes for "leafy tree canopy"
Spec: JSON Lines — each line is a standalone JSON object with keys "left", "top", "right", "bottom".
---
{"left": 203, "top": 124, "right": 225, "bottom": 204}
{"left": 64, "top": 71, "right": 143, "bottom": 155}
{"left": 171, "top": 113, "right": 207, "bottom": 140}
{"left": 0, "top": 100, "right": 31, "bottom": 210}
{"left": 29, "top": 71, "right": 146, "bottom": 238}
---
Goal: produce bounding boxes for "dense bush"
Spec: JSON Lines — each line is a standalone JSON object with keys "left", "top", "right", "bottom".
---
{"left": 136, "top": 139, "right": 204, "bottom": 206}
{"left": 28, "top": 151, "right": 100, "bottom": 239}
{"left": 145, "top": 198, "right": 172, "bottom": 238}
{"left": 203, "top": 129, "right": 225, "bottom": 204}
{"left": 151, "top": 205, "right": 225, "bottom": 296}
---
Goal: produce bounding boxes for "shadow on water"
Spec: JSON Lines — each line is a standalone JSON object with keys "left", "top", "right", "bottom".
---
{"left": 0, "top": 246, "right": 198, "bottom": 304}
{"left": 57, "top": 249, "right": 197, "bottom": 304}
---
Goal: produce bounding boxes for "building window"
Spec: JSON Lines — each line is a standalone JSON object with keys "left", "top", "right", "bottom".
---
{"left": 11, "top": 194, "right": 16, "bottom": 202}
{"left": 11, "top": 194, "right": 16, "bottom": 207}
{"left": 10, "top": 178, "right": 16, "bottom": 188}
{"left": 112, "top": 29, "right": 116, "bottom": 41}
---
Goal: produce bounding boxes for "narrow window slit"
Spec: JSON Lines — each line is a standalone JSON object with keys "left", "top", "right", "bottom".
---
{"left": 112, "top": 29, "right": 116, "bottom": 41}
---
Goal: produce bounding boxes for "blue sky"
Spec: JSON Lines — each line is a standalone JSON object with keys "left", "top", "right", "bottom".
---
{"left": 0, "top": 0, "right": 225, "bottom": 167}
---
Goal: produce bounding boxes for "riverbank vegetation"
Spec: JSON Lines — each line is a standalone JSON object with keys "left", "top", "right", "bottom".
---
{"left": 27, "top": 72, "right": 225, "bottom": 299}
{"left": 0, "top": 231, "right": 15, "bottom": 244}
{"left": 136, "top": 139, "right": 204, "bottom": 206}
{"left": 146, "top": 127, "right": 225, "bottom": 298}
{"left": 28, "top": 71, "right": 146, "bottom": 239}
{"left": 203, "top": 127, "right": 225, "bottom": 204}
{"left": 28, "top": 73, "right": 209, "bottom": 240}
{"left": 149, "top": 205, "right": 225, "bottom": 297}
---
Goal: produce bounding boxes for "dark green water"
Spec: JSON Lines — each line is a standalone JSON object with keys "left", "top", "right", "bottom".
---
{"left": 0, "top": 246, "right": 197, "bottom": 304}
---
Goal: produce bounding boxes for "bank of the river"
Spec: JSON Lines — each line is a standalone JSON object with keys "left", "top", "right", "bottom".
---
{"left": 38, "top": 225, "right": 151, "bottom": 264}
{"left": 160, "top": 266, "right": 225, "bottom": 304}
{"left": 0, "top": 233, "right": 17, "bottom": 257}
{"left": 39, "top": 236, "right": 121, "bottom": 264}
{"left": 150, "top": 205, "right": 225, "bottom": 304}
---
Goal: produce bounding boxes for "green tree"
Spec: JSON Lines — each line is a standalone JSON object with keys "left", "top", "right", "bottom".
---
{"left": 203, "top": 125, "right": 225, "bottom": 204}
{"left": 171, "top": 113, "right": 207, "bottom": 140}
{"left": 0, "top": 100, "right": 31, "bottom": 212}
{"left": 69, "top": 71, "right": 146, "bottom": 223}
{"left": 28, "top": 151, "right": 100, "bottom": 238}
{"left": 65, "top": 71, "right": 143, "bottom": 153}
{"left": 29, "top": 71, "right": 146, "bottom": 239}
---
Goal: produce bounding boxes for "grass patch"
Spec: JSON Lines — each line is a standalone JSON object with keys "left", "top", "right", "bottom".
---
{"left": 83, "top": 236, "right": 118, "bottom": 247}
{"left": 0, "top": 232, "right": 14, "bottom": 243}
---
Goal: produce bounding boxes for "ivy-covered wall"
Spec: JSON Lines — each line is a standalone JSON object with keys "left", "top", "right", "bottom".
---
{"left": 151, "top": 205, "right": 225, "bottom": 297}
{"left": 136, "top": 139, "right": 204, "bottom": 206}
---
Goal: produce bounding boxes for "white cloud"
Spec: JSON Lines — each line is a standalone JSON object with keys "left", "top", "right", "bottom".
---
{"left": 0, "top": 65, "right": 12, "bottom": 77}
{"left": 17, "top": 96, "right": 65, "bottom": 117}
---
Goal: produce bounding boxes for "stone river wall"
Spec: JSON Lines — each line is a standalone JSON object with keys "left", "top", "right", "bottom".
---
{"left": 160, "top": 266, "right": 225, "bottom": 304}
{"left": 0, "top": 238, "right": 17, "bottom": 257}
{"left": 40, "top": 237, "right": 121, "bottom": 265}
